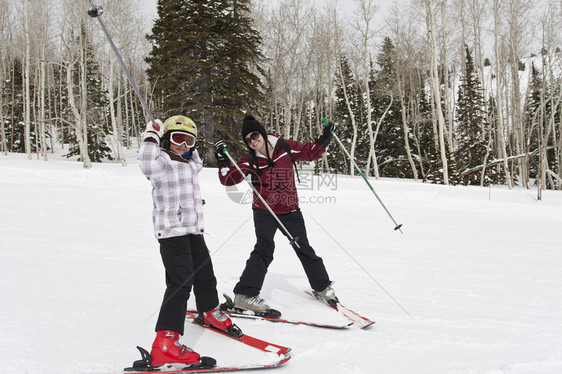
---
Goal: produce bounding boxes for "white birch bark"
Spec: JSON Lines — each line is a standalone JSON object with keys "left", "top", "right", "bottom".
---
{"left": 337, "top": 57, "right": 359, "bottom": 176}
{"left": 507, "top": 0, "right": 533, "bottom": 188}
{"left": 396, "top": 71, "right": 419, "bottom": 180}
{"left": 352, "top": 0, "right": 379, "bottom": 178}
{"left": 493, "top": 0, "right": 512, "bottom": 188}
{"left": 439, "top": 1, "right": 455, "bottom": 151}
{"left": 39, "top": 43, "right": 47, "bottom": 161}
{"left": 0, "top": 0, "right": 9, "bottom": 155}
{"left": 108, "top": 61, "right": 126, "bottom": 166}
{"left": 63, "top": 27, "right": 92, "bottom": 169}
{"left": 425, "top": 0, "right": 449, "bottom": 184}
{"left": 23, "top": 0, "right": 31, "bottom": 159}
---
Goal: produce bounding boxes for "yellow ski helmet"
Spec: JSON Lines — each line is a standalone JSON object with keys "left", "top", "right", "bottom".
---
{"left": 163, "top": 115, "right": 198, "bottom": 138}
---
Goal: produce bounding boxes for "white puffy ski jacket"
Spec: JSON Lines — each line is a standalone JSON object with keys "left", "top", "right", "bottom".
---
{"left": 138, "top": 139, "right": 204, "bottom": 239}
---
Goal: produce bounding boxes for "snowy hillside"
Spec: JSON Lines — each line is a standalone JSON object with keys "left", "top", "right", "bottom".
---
{"left": 1, "top": 150, "right": 562, "bottom": 374}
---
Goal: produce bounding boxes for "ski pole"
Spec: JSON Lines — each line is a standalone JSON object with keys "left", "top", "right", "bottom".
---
{"left": 322, "top": 118, "right": 403, "bottom": 233}
{"left": 87, "top": 1, "right": 156, "bottom": 125}
{"left": 220, "top": 146, "right": 300, "bottom": 248}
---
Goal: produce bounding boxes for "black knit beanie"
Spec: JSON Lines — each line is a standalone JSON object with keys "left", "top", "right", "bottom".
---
{"left": 241, "top": 115, "right": 267, "bottom": 144}
{"left": 241, "top": 115, "right": 274, "bottom": 168}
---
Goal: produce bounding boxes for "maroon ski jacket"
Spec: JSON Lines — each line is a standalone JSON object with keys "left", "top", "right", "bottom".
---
{"left": 218, "top": 135, "right": 326, "bottom": 214}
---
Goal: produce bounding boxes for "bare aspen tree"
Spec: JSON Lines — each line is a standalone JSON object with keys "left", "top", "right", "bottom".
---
{"left": 306, "top": 0, "right": 340, "bottom": 154}
{"left": 438, "top": 0, "right": 456, "bottom": 150}
{"left": 64, "top": 43, "right": 91, "bottom": 169}
{"left": 39, "top": 31, "right": 47, "bottom": 161}
{"left": 23, "top": 0, "right": 32, "bottom": 159}
{"left": 303, "top": 0, "right": 357, "bottom": 174}
{"left": 457, "top": 0, "right": 467, "bottom": 72}
{"left": 329, "top": 4, "right": 360, "bottom": 177}
{"left": 336, "top": 56, "right": 360, "bottom": 175}
{"left": 32, "top": 0, "right": 53, "bottom": 161}
{"left": 0, "top": 0, "right": 10, "bottom": 155}
{"left": 537, "top": 0, "right": 562, "bottom": 191}
{"left": 277, "top": 0, "right": 311, "bottom": 139}
{"left": 423, "top": 0, "right": 450, "bottom": 184}
{"left": 493, "top": 0, "right": 513, "bottom": 188}
{"left": 0, "top": 61, "right": 4, "bottom": 155}
{"left": 327, "top": 0, "right": 345, "bottom": 117}
{"left": 468, "top": 0, "right": 490, "bottom": 101}
{"left": 506, "top": 0, "right": 534, "bottom": 188}
{"left": 107, "top": 61, "right": 126, "bottom": 165}
{"left": 350, "top": 0, "right": 380, "bottom": 178}
{"left": 61, "top": 0, "right": 94, "bottom": 168}
{"left": 99, "top": 0, "right": 142, "bottom": 166}
{"left": 387, "top": 3, "right": 423, "bottom": 180}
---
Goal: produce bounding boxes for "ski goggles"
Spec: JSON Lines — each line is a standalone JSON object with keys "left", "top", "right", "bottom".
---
{"left": 245, "top": 131, "right": 261, "bottom": 146}
{"left": 169, "top": 131, "right": 196, "bottom": 147}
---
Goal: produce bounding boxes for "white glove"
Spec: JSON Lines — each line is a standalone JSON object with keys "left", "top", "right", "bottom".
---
{"left": 191, "top": 148, "right": 201, "bottom": 163}
{"left": 142, "top": 119, "right": 164, "bottom": 142}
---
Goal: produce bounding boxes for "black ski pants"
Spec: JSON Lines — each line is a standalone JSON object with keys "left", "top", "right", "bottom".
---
{"left": 234, "top": 209, "right": 331, "bottom": 297}
{"left": 155, "top": 234, "right": 219, "bottom": 335}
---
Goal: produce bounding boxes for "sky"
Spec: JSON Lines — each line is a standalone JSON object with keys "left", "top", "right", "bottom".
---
{"left": 139, "top": 0, "right": 377, "bottom": 19}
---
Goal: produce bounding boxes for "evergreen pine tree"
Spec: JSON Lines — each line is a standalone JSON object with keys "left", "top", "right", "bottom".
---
{"left": 549, "top": 84, "right": 561, "bottom": 189}
{"left": 523, "top": 62, "right": 543, "bottom": 178}
{"left": 455, "top": 45, "right": 489, "bottom": 185}
{"left": 414, "top": 82, "right": 436, "bottom": 181}
{"left": 483, "top": 96, "right": 505, "bottom": 185}
{"left": 146, "top": 0, "right": 265, "bottom": 154}
{"left": 424, "top": 87, "right": 461, "bottom": 185}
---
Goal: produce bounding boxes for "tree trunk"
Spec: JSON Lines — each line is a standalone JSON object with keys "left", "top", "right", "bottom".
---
{"left": 426, "top": 0, "right": 449, "bottom": 184}
{"left": 108, "top": 62, "right": 126, "bottom": 165}
{"left": 0, "top": 44, "right": 5, "bottom": 155}
{"left": 396, "top": 71, "right": 418, "bottom": 180}
{"left": 440, "top": 1, "right": 455, "bottom": 151}
{"left": 40, "top": 46, "right": 47, "bottom": 161}
{"left": 337, "top": 57, "right": 358, "bottom": 176}
{"left": 493, "top": 0, "right": 512, "bottom": 188}
{"left": 65, "top": 48, "right": 91, "bottom": 169}
{"left": 24, "top": 0, "right": 31, "bottom": 159}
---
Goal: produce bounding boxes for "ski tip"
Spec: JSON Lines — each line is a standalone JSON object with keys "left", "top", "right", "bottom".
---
{"left": 278, "top": 354, "right": 292, "bottom": 366}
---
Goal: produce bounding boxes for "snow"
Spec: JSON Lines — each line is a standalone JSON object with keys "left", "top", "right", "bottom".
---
{"left": 1, "top": 149, "right": 562, "bottom": 374}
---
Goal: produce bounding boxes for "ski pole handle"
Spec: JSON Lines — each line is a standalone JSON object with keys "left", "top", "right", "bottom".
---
{"left": 322, "top": 117, "right": 335, "bottom": 134}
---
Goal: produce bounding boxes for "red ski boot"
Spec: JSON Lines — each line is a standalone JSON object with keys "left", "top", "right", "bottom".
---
{"left": 150, "top": 330, "right": 200, "bottom": 366}
{"left": 203, "top": 308, "right": 233, "bottom": 331}
{"left": 200, "top": 308, "right": 243, "bottom": 338}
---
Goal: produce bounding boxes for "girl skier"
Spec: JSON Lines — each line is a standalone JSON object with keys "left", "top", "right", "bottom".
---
{"left": 138, "top": 115, "right": 233, "bottom": 365}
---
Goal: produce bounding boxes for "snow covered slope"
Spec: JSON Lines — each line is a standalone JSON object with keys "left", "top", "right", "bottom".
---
{"left": 1, "top": 150, "right": 561, "bottom": 374}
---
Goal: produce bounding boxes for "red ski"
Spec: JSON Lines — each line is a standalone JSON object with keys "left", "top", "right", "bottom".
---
{"left": 185, "top": 311, "right": 291, "bottom": 356}
{"left": 123, "top": 346, "right": 290, "bottom": 373}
